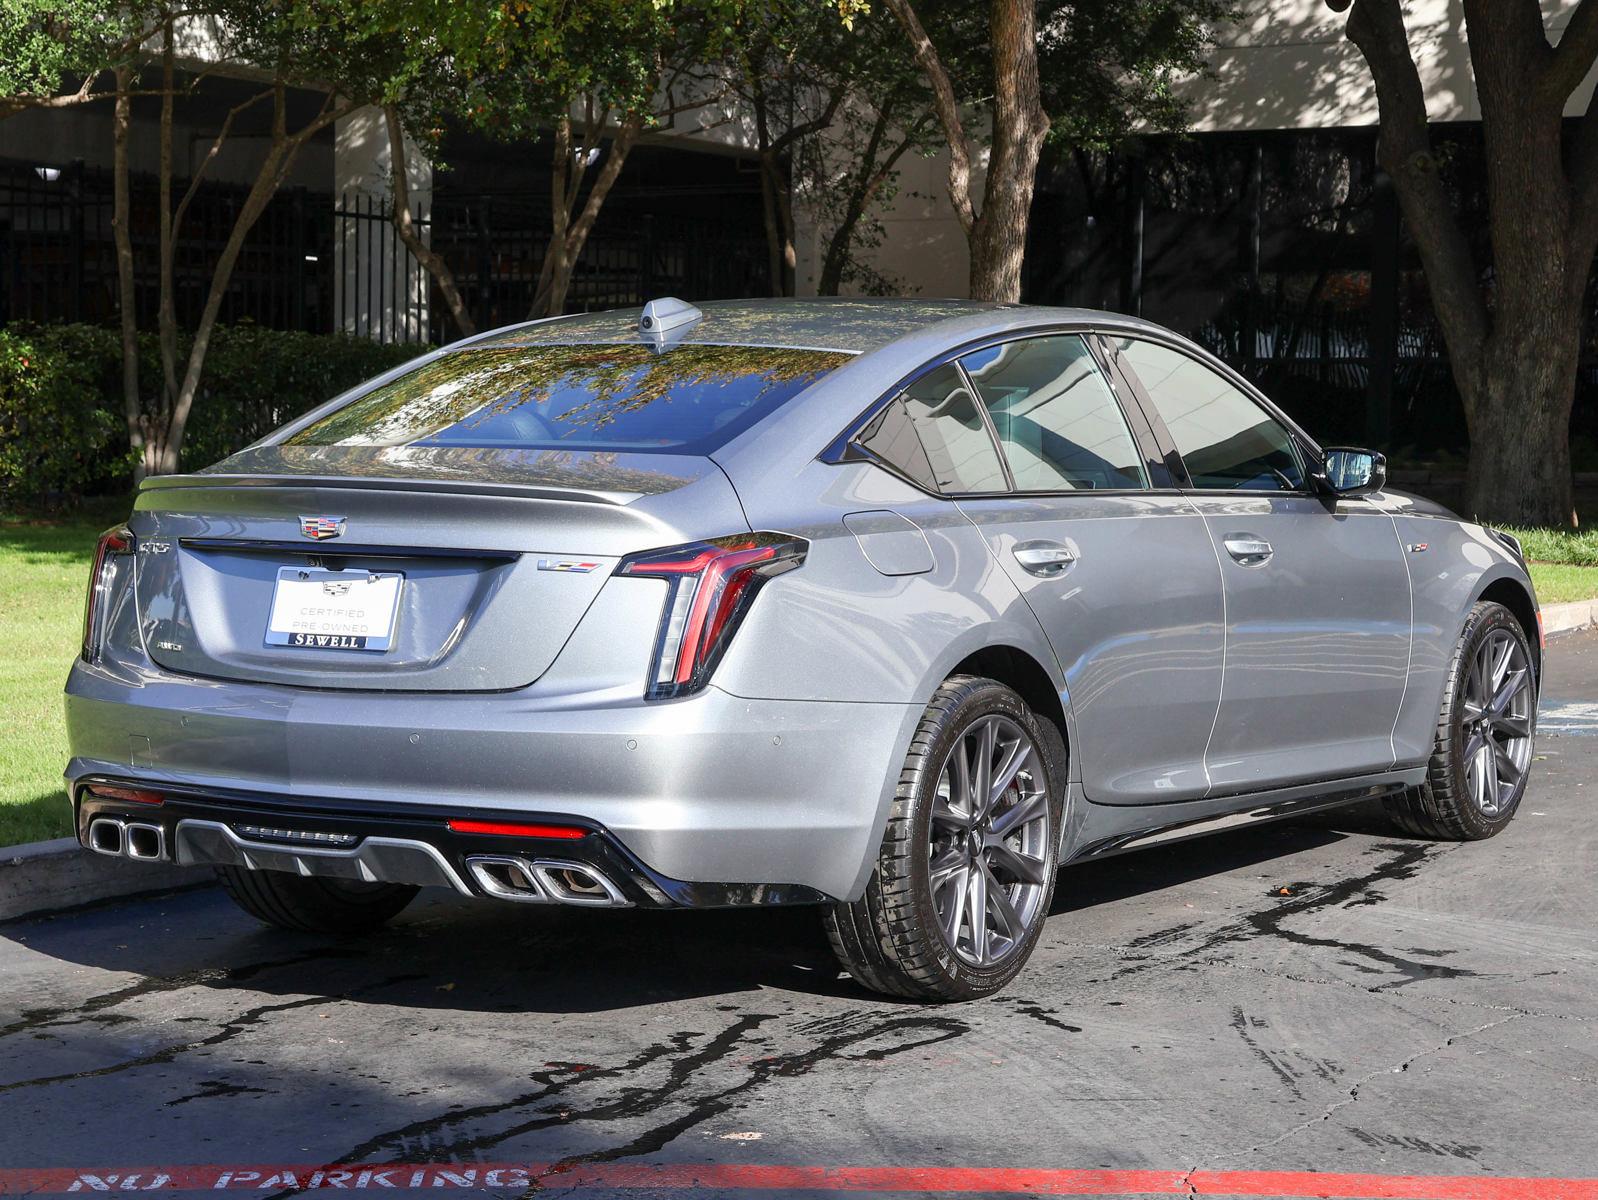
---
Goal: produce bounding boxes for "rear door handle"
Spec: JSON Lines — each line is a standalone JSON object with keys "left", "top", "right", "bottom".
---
{"left": 1013, "top": 542, "right": 1077, "bottom": 576}
{"left": 1223, "top": 536, "right": 1273, "bottom": 564}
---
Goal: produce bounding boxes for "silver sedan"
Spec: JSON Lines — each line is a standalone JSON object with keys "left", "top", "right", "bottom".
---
{"left": 66, "top": 298, "right": 1540, "bottom": 1000}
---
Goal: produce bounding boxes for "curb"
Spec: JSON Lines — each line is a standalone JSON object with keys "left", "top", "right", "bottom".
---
{"left": 0, "top": 838, "right": 209, "bottom": 923}
{"left": 1543, "top": 598, "right": 1598, "bottom": 637}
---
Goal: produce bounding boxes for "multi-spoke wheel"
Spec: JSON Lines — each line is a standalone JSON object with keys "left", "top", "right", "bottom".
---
{"left": 1387, "top": 600, "right": 1538, "bottom": 840}
{"left": 825, "top": 675, "right": 1065, "bottom": 1001}
{"left": 928, "top": 714, "right": 1051, "bottom": 968}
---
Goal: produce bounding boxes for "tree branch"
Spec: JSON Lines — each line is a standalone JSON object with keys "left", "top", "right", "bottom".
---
{"left": 172, "top": 88, "right": 274, "bottom": 244}
{"left": 1343, "top": 0, "right": 1490, "bottom": 379}
{"left": 385, "top": 104, "right": 474, "bottom": 338}
{"left": 1545, "top": 0, "right": 1598, "bottom": 102}
{"left": 884, "top": 0, "right": 975, "bottom": 236}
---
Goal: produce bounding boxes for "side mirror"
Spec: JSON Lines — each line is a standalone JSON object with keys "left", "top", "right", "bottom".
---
{"left": 1318, "top": 447, "right": 1386, "bottom": 495}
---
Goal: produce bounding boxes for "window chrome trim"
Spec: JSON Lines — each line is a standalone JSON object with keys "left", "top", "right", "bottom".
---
{"left": 821, "top": 322, "right": 1166, "bottom": 501}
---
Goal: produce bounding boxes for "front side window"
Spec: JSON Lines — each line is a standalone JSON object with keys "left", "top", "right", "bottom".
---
{"left": 858, "top": 363, "right": 1008, "bottom": 493}
{"left": 287, "top": 344, "right": 851, "bottom": 454}
{"left": 960, "top": 336, "right": 1148, "bottom": 492}
{"left": 1113, "top": 338, "right": 1304, "bottom": 492}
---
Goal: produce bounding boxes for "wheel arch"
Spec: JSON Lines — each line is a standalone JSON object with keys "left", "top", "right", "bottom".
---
{"left": 945, "top": 644, "right": 1071, "bottom": 769}
{"left": 1476, "top": 576, "right": 1541, "bottom": 680}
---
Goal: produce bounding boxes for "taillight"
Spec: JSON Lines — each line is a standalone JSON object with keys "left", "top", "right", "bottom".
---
{"left": 81, "top": 525, "right": 134, "bottom": 662}
{"left": 617, "top": 532, "right": 807, "bottom": 699}
{"left": 83, "top": 784, "right": 164, "bottom": 805}
{"left": 447, "top": 818, "right": 587, "bottom": 839}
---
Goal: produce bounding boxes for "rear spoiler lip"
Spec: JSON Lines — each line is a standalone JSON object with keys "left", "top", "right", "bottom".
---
{"left": 137, "top": 471, "right": 637, "bottom": 506}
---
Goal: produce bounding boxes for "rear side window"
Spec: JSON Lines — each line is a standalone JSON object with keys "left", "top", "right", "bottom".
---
{"left": 960, "top": 336, "right": 1148, "bottom": 491}
{"left": 858, "top": 363, "right": 1008, "bottom": 493}
{"left": 287, "top": 344, "right": 852, "bottom": 454}
{"left": 1113, "top": 338, "right": 1304, "bottom": 491}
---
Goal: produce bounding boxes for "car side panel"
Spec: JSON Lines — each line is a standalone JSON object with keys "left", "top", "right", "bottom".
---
{"left": 1382, "top": 496, "right": 1540, "bottom": 766}
{"left": 711, "top": 459, "right": 1067, "bottom": 713}
{"left": 954, "top": 493, "right": 1224, "bottom": 804}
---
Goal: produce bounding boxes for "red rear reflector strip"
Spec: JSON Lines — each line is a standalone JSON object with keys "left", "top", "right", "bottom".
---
{"left": 446, "top": 818, "right": 587, "bottom": 839}
{"left": 85, "top": 785, "right": 164, "bottom": 806}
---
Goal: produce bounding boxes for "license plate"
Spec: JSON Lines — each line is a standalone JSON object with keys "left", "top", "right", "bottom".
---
{"left": 265, "top": 567, "right": 402, "bottom": 651}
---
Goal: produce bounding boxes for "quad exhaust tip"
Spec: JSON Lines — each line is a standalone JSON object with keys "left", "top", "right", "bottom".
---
{"left": 86, "top": 817, "right": 169, "bottom": 862}
{"left": 465, "top": 855, "right": 629, "bottom": 907}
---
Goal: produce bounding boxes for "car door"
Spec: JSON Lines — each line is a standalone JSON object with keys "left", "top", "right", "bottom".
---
{"left": 936, "top": 332, "right": 1226, "bottom": 805}
{"left": 1107, "top": 335, "right": 1412, "bottom": 794}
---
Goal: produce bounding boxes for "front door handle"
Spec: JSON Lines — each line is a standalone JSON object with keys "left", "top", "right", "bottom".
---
{"left": 1223, "top": 535, "right": 1273, "bottom": 564}
{"left": 1013, "top": 542, "right": 1078, "bottom": 576}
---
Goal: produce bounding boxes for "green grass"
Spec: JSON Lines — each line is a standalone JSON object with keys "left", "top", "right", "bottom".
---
{"left": 1526, "top": 563, "right": 1598, "bottom": 605}
{"left": 0, "top": 499, "right": 132, "bottom": 847}
{"left": 1498, "top": 527, "right": 1598, "bottom": 604}
{"left": 1500, "top": 525, "right": 1598, "bottom": 566}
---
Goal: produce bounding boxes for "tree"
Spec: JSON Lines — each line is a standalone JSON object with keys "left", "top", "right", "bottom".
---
{"left": 0, "top": 0, "right": 129, "bottom": 120}
{"left": 1331, "top": 0, "right": 1598, "bottom": 526}
{"left": 465, "top": 1, "right": 731, "bottom": 318}
{"left": 108, "top": 2, "right": 364, "bottom": 476}
{"left": 881, "top": 0, "right": 1228, "bottom": 302}
{"left": 718, "top": 0, "right": 935, "bottom": 296}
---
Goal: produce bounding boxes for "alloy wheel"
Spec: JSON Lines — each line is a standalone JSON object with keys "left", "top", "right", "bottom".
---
{"left": 1460, "top": 627, "right": 1535, "bottom": 817}
{"left": 928, "top": 714, "right": 1052, "bottom": 967}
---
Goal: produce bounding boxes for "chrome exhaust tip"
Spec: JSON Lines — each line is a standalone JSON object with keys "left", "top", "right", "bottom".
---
{"left": 530, "top": 860, "right": 630, "bottom": 907}
{"left": 124, "top": 822, "right": 167, "bottom": 861}
{"left": 466, "top": 855, "right": 549, "bottom": 903}
{"left": 464, "top": 855, "right": 631, "bottom": 907}
{"left": 87, "top": 817, "right": 125, "bottom": 857}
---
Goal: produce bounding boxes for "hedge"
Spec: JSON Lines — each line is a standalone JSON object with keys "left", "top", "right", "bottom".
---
{"left": 0, "top": 324, "right": 421, "bottom": 507}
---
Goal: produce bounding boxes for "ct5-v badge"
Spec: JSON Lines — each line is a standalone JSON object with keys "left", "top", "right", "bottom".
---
{"left": 300, "top": 515, "right": 346, "bottom": 541}
{"left": 538, "top": 559, "right": 601, "bottom": 572}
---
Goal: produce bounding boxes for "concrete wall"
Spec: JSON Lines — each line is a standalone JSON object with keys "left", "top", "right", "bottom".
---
{"left": 333, "top": 107, "right": 432, "bottom": 343}
{"left": 1177, "top": 0, "right": 1597, "bottom": 131}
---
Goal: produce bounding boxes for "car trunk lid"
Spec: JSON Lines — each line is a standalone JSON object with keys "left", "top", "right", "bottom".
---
{"left": 131, "top": 446, "right": 737, "bottom": 691}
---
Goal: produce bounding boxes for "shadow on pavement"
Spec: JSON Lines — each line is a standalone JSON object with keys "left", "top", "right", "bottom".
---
{"left": 2, "top": 807, "right": 1413, "bottom": 1017}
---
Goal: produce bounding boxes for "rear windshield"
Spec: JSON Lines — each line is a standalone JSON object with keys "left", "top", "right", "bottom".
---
{"left": 286, "top": 344, "right": 852, "bottom": 454}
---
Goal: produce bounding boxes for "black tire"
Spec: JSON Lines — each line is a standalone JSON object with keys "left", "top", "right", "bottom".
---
{"left": 216, "top": 866, "right": 418, "bottom": 934}
{"left": 1385, "top": 600, "right": 1537, "bottom": 840}
{"left": 825, "top": 675, "right": 1066, "bottom": 1002}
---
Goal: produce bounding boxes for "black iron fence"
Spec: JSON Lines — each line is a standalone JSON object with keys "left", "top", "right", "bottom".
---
{"left": 0, "top": 158, "right": 334, "bottom": 333}
{"left": 2, "top": 157, "right": 769, "bottom": 345}
{"left": 333, "top": 191, "right": 770, "bottom": 344}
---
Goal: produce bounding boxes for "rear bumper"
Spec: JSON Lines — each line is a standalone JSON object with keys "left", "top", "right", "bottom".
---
{"left": 65, "top": 661, "right": 918, "bottom": 902}
{"left": 71, "top": 779, "right": 831, "bottom": 908}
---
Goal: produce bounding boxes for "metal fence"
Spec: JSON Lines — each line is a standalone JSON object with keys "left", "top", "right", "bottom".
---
{"left": 333, "top": 191, "right": 771, "bottom": 344}
{"left": 2, "top": 158, "right": 769, "bottom": 345}
{"left": 0, "top": 158, "right": 334, "bottom": 333}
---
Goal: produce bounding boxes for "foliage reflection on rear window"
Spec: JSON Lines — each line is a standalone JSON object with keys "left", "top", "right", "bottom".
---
{"left": 287, "top": 344, "right": 851, "bottom": 453}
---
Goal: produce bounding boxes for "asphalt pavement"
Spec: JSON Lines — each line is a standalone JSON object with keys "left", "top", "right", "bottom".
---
{"left": 3, "top": 634, "right": 1596, "bottom": 1199}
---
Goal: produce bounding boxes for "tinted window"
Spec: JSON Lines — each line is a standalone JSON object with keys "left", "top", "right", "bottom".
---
{"left": 288, "top": 344, "right": 851, "bottom": 454}
{"left": 890, "top": 364, "right": 1009, "bottom": 492}
{"left": 1114, "top": 339, "right": 1304, "bottom": 491}
{"left": 960, "top": 336, "right": 1148, "bottom": 492}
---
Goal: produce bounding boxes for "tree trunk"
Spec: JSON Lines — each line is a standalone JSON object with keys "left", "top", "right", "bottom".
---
{"left": 530, "top": 110, "right": 646, "bottom": 318}
{"left": 110, "top": 66, "right": 146, "bottom": 482}
{"left": 818, "top": 111, "right": 920, "bottom": 296}
{"left": 1340, "top": 0, "right": 1595, "bottom": 526}
{"left": 968, "top": 0, "right": 1048, "bottom": 301}
{"left": 148, "top": 82, "right": 345, "bottom": 472}
{"left": 154, "top": 17, "right": 178, "bottom": 479}
{"left": 383, "top": 106, "right": 475, "bottom": 338}
{"left": 1463, "top": 342, "right": 1578, "bottom": 525}
{"left": 886, "top": 0, "right": 1048, "bottom": 303}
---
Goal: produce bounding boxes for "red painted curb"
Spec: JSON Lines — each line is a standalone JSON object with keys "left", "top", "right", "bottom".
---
{"left": 2, "top": 1163, "right": 1597, "bottom": 1197}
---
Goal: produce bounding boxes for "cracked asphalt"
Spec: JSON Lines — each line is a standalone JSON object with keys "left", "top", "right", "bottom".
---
{"left": 3, "top": 633, "right": 1597, "bottom": 1197}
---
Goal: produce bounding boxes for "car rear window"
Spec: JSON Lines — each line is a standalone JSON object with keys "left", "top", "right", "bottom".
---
{"left": 286, "top": 343, "right": 852, "bottom": 454}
